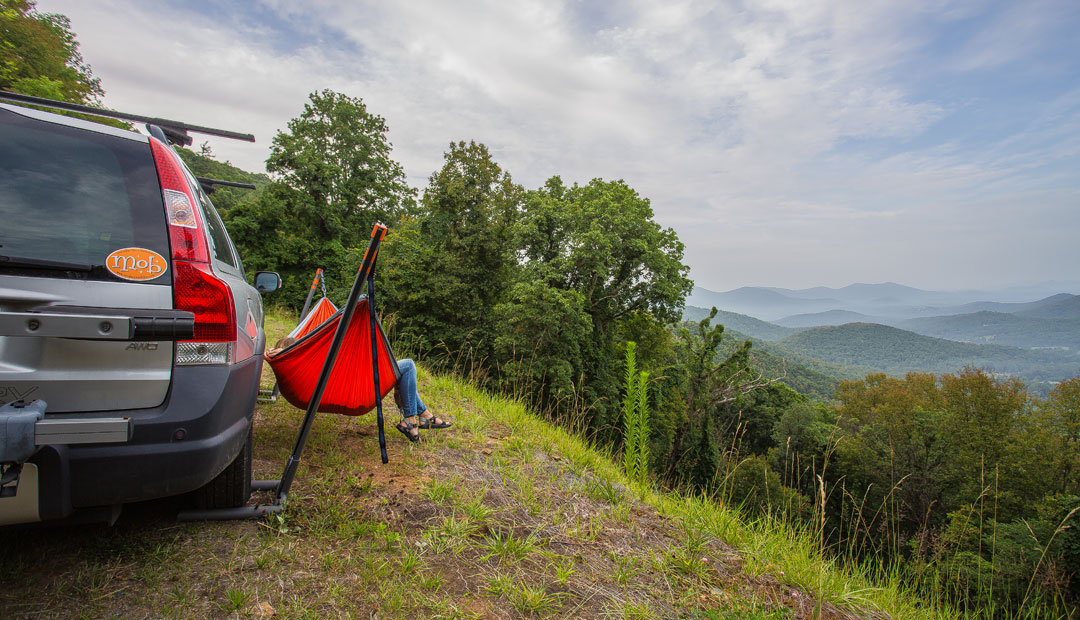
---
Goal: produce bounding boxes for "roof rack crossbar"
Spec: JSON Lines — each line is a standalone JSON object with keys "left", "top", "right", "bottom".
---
{"left": 196, "top": 177, "right": 258, "bottom": 190}
{"left": 0, "top": 90, "right": 255, "bottom": 143}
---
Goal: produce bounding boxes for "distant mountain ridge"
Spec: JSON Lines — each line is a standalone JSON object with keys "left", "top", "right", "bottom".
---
{"left": 943, "top": 293, "right": 1076, "bottom": 316}
{"left": 898, "top": 311, "right": 1080, "bottom": 350}
{"left": 682, "top": 306, "right": 801, "bottom": 341}
{"left": 683, "top": 285, "right": 1080, "bottom": 396}
{"left": 776, "top": 323, "right": 1078, "bottom": 386}
{"left": 774, "top": 309, "right": 886, "bottom": 328}
{"left": 688, "top": 283, "right": 1080, "bottom": 322}
{"left": 1017, "top": 294, "right": 1080, "bottom": 320}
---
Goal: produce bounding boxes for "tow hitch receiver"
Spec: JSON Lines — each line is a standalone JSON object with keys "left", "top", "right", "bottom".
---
{"left": 1, "top": 399, "right": 133, "bottom": 467}
{"left": 1, "top": 400, "right": 133, "bottom": 522}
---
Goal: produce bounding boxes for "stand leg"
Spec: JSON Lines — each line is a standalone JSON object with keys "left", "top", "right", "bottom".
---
{"left": 368, "top": 272, "right": 388, "bottom": 464}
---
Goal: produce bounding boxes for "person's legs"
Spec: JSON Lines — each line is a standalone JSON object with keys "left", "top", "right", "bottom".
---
{"left": 396, "top": 358, "right": 419, "bottom": 417}
{"left": 394, "top": 359, "right": 449, "bottom": 438}
{"left": 395, "top": 359, "right": 421, "bottom": 442}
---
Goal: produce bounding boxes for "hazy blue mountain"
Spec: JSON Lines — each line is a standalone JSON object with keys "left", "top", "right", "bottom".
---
{"left": 765, "top": 282, "right": 984, "bottom": 307}
{"left": 927, "top": 293, "right": 1076, "bottom": 317}
{"left": 1016, "top": 294, "right": 1080, "bottom": 320}
{"left": 989, "top": 281, "right": 1080, "bottom": 303}
{"left": 774, "top": 309, "right": 890, "bottom": 328}
{"left": 763, "top": 282, "right": 923, "bottom": 300}
{"left": 683, "top": 305, "right": 801, "bottom": 341}
{"left": 690, "top": 284, "right": 1080, "bottom": 323}
{"left": 687, "top": 286, "right": 841, "bottom": 320}
{"left": 899, "top": 311, "right": 1080, "bottom": 351}
{"left": 776, "top": 323, "right": 1079, "bottom": 391}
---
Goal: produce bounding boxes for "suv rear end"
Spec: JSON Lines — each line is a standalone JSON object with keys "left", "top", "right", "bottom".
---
{"left": 0, "top": 99, "right": 273, "bottom": 525}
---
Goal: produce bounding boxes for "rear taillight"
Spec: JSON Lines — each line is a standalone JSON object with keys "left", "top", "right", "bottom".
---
{"left": 173, "top": 261, "right": 235, "bottom": 342}
{"left": 150, "top": 136, "right": 235, "bottom": 365}
{"left": 149, "top": 138, "right": 210, "bottom": 263}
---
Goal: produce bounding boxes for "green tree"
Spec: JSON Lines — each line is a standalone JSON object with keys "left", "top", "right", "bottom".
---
{"left": 0, "top": 0, "right": 102, "bottom": 103}
{"left": 1042, "top": 377, "right": 1080, "bottom": 495}
{"left": 493, "top": 280, "right": 591, "bottom": 409}
{"left": 381, "top": 141, "right": 522, "bottom": 365}
{"left": 267, "top": 90, "right": 414, "bottom": 245}
{"left": 832, "top": 373, "right": 949, "bottom": 555}
{"left": 664, "top": 308, "right": 771, "bottom": 481}
{"left": 225, "top": 90, "right": 415, "bottom": 307}
{"left": 720, "top": 381, "right": 807, "bottom": 457}
{"left": 511, "top": 177, "right": 693, "bottom": 437}
{"left": 939, "top": 368, "right": 1028, "bottom": 517}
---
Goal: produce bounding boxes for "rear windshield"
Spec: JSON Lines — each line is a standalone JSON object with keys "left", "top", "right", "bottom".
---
{"left": 0, "top": 107, "right": 170, "bottom": 283}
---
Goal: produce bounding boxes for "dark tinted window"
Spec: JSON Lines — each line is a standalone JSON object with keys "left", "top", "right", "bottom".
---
{"left": 199, "top": 189, "right": 238, "bottom": 269}
{"left": 0, "top": 107, "right": 169, "bottom": 283}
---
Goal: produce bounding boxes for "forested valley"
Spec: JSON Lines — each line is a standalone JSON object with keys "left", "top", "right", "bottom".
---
{"left": 3, "top": 3, "right": 1078, "bottom": 615}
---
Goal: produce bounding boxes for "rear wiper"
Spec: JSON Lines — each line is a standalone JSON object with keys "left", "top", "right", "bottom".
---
{"left": 0, "top": 254, "right": 92, "bottom": 272}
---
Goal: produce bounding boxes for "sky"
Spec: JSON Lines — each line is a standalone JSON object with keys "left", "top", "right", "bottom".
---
{"left": 42, "top": 0, "right": 1080, "bottom": 293}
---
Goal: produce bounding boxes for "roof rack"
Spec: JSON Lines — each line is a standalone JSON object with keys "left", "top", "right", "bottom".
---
{"left": 0, "top": 90, "right": 255, "bottom": 146}
{"left": 196, "top": 177, "right": 257, "bottom": 195}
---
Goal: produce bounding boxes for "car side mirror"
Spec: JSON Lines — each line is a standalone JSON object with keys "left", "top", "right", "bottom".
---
{"left": 254, "top": 271, "right": 281, "bottom": 293}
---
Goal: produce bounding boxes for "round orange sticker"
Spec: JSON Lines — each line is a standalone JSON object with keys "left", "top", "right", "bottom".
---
{"left": 106, "top": 248, "right": 169, "bottom": 281}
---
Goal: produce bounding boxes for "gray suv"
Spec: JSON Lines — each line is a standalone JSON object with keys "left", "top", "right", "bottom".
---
{"left": 0, "top": 95, "right": 279, "bottom": 525}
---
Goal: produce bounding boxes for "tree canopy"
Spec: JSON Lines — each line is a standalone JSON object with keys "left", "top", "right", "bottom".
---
{"left": 1, "top": 0, "right": 102, "bottom": 103}
{"left": 224, "top": 90, "right": 416, "bottom": 306}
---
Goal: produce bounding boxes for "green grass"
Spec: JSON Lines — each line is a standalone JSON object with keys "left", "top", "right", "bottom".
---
{"left": 481, "top": 528, "right": 541, "bottom": 563}
{"left": 418, "top": 367, "right": 974, "bottom": 620}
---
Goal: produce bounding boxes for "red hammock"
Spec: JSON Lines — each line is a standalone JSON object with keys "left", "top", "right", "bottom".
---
{"left": 265, "top": 297, "right": 400, "bottom": 416}
{"left": 180, "top": 224, "right": 395, "bottom": 521}
{"left": 291, "top": 296, "right": 338, "bottom": 340}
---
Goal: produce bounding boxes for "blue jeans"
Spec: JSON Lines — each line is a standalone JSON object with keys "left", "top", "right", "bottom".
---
{"left": 396, "top": 359, "right": 427, "bottom": 418}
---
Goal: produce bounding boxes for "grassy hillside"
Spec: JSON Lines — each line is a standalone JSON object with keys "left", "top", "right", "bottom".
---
{"left": 900, "top": 310, "right": 1080, "bottom": 350}
{"left": 777, "top": 322, "right": 1080, "bottom": 384}
{"left": 0, "top": 310, "right": 958, "bottom": 620}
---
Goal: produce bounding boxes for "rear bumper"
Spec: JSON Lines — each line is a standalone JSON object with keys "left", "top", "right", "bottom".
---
{"left": 10, "top": 355, "right": 262, "bottom": 522}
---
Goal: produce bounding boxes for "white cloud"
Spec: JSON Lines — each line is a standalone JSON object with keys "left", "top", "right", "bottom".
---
{"left": 42, "top": 0, "right": 1080, "bottom": 292}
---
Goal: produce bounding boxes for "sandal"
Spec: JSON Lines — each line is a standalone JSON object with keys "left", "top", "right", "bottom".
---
{"left": 418, "top": 413, "right": 451, "bottom": 429}
{"left": 396, "top": 418, "right": 420, "bottom": 443}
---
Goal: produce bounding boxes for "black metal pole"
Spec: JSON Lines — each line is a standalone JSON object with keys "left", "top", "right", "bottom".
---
{"left": 0, "top": 90, "right": 256, "bottom": 141}
{"left": 298, "top": 268, "right": 323, "bottom": 321}
{"left": 368, "top": 268, "right": 388, "bottom": 464}
{"left": 275, "top": 226, "right": 386, "bottom": 503}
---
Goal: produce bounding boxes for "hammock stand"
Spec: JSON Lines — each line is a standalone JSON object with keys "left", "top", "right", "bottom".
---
{"left": 179, "top": 224, "right": 396, "bottom": 521}
{"left": 258, "top": 267, "right": 329, "bottom": 403}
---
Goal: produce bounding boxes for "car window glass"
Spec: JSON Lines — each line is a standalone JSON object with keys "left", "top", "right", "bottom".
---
{"left": 0, "top": 108, "right": 169, "bottom": 282}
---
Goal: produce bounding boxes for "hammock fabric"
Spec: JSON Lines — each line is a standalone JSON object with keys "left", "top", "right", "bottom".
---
{"left": 265, "top": 297, "right": 400, "bottom": 416}
{"left": 290, "top": 296, "right": 338, "bottom": 340}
